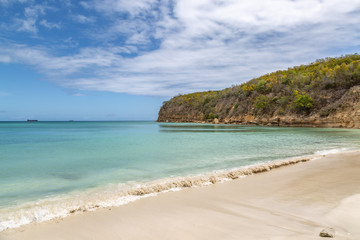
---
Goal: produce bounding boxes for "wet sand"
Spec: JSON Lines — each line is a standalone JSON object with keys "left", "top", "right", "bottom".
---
{"left": 1, "top": 151, "right": 360, "bottom": 240}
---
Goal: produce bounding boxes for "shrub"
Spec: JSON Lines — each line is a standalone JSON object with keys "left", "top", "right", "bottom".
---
{"left": 281, "top": 78, "right": 291, "bottom": 85}
{"left": 242, "top": 84, "right": 255, "bottom": 96}
{"left": 205, "top": 113, "right": 219, "bottom": 119}
{"left": 255, "top": 80, "right": 267, "bottom": 92}
{"left": 319, "top": 111, "right": 329, "bottom": 117}
{"left": 295, "top": 93, "right": 313, "bottom": 112}
{"left": 254, "top": 95, "right": 270, "bottom": 110}
{"left": 255, "top": 79, "right": 272, "bottom": 93}
{"left": 279, "top": 96, "right": 291, "bottom": 106}
{"left": 277, "top": 107, "right": 285, "bottom": 115}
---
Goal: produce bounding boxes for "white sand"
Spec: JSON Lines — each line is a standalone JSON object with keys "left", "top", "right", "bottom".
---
{"left": 1, "top": 151, "right": 360, "bottom": 240}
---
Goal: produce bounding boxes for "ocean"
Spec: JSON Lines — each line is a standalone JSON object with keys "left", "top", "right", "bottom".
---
{"left": 1, "top": 121, "right": 360, "bottom": 231}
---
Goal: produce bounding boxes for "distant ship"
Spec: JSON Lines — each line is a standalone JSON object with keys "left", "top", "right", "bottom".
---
{"left": 27, "top": 119, "right": 38, "bottom": 122}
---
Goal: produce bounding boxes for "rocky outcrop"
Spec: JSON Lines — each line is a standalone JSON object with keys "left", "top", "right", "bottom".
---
{"left": 158, "top": 85, "right": 360, "bottom": 128}
{"left": 320, "top": 227, "right": 335, "bottom": 238}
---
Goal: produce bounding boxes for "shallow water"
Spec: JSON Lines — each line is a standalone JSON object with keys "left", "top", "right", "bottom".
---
{"left": 1, "top": 121, "right": 360, "bottom": 230}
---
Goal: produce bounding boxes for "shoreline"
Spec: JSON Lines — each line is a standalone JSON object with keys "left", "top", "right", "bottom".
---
{"left": 0, "top": 148, "right": 350, "bottom": 232}
{"left": 157, "top": 120, "right": 360, "bottom": 129}
{"left": 1, "top": 150, "right": 360, "bottom": 239}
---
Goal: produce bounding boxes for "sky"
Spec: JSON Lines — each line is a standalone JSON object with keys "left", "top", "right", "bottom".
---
{"left": 1, "top": 0, "right": 360, "bottom": 121}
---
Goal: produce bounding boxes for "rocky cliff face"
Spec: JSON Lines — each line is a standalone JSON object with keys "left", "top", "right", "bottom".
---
{"left": 158, "top": 86, "right": 360, "bottom": 128}
{"left": 158, "top": 55, "right": 360, "bottom": 128}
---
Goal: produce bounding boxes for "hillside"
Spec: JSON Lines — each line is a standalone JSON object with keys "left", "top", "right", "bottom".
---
{"left": 157, "top": 54, "right": 360, "bottom": 128}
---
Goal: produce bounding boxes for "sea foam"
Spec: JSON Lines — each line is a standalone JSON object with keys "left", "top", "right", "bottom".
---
{"left": 314, "top": 148, "right": 348, "bottom": 155}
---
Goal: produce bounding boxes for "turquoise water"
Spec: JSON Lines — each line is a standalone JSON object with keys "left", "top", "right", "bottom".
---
{"left": 1, "top": 121, "right": 360, "bottom": 230}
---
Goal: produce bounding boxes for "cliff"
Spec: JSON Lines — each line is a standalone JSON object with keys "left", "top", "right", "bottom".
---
{"left": 157, "top": 54, "right": 360, "bottom": 128}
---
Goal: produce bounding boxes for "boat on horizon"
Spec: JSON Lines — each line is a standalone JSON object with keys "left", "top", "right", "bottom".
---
{"left": 27, "top": 119, "right": 38, "bottom": 122}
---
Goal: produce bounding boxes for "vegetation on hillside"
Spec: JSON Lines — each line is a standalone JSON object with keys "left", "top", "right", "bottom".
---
{"left": 159, "top": 54, "right": 360, "bottom": 121}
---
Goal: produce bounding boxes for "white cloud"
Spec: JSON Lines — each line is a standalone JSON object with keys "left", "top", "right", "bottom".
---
{"left": 63, "top": 37, "right": 79, "bottom": 48}
{"left": 72, "top": 14, "right": 96, "bottom": 24}
{"left": 62, "top": 0, "right": 72, "bottom": 8}
{"left": 71, "top": 93, "right": 86, "bottom": 97}
{"left": 2, "top": 0, "right": 360, "bottom": 96}
{"left": 89, "top": 0, "right": 158, "bottom": 16}
{"left": 79, "top": 1, "right": 91, "bottom": 9}
{"left": 0, "top": 55, "right": 11, "bottom": 63}
{"left": 14, "top": 5, "right": 47, "bottom": 33}
{"left": 0, "top": 0, "right": 30, "bottom": 6}
{"left": 39, "top": 19, "right": 61, "bottom": 29}
{"left": 15, "top": 17, "right": 37, "bottom": 33}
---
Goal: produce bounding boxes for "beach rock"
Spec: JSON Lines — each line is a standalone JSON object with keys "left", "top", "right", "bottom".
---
{"left": 319, "top": 227, "right": 335, "bottom": 238}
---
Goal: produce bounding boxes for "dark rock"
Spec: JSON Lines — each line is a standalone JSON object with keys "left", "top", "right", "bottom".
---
{"left": 319, "top": 227, "right": 335, "bottom": 238}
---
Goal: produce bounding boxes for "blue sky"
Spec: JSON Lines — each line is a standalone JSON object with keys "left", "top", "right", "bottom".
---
{"left": 1, "top": 0, "right": 360, "bottom": 120}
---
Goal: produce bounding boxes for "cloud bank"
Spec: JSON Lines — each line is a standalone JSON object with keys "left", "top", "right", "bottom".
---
{"left": 1, "top": 0, "right": 360, "bottom": 96}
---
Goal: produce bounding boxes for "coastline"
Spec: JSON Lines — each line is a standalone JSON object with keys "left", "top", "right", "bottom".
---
{"left": 0, "top": 149, "right": 346, "bottom": 232}
{"left": 157, "top": 119, "right": 360, "bottom": 129}
{"left": 1, "top": 150, "right": 360, "bottom": 240}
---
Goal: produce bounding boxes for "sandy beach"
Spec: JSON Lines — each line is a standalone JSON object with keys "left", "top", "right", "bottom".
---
{"left": 1, "top": 151, "right": 360, "bottom": 240}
